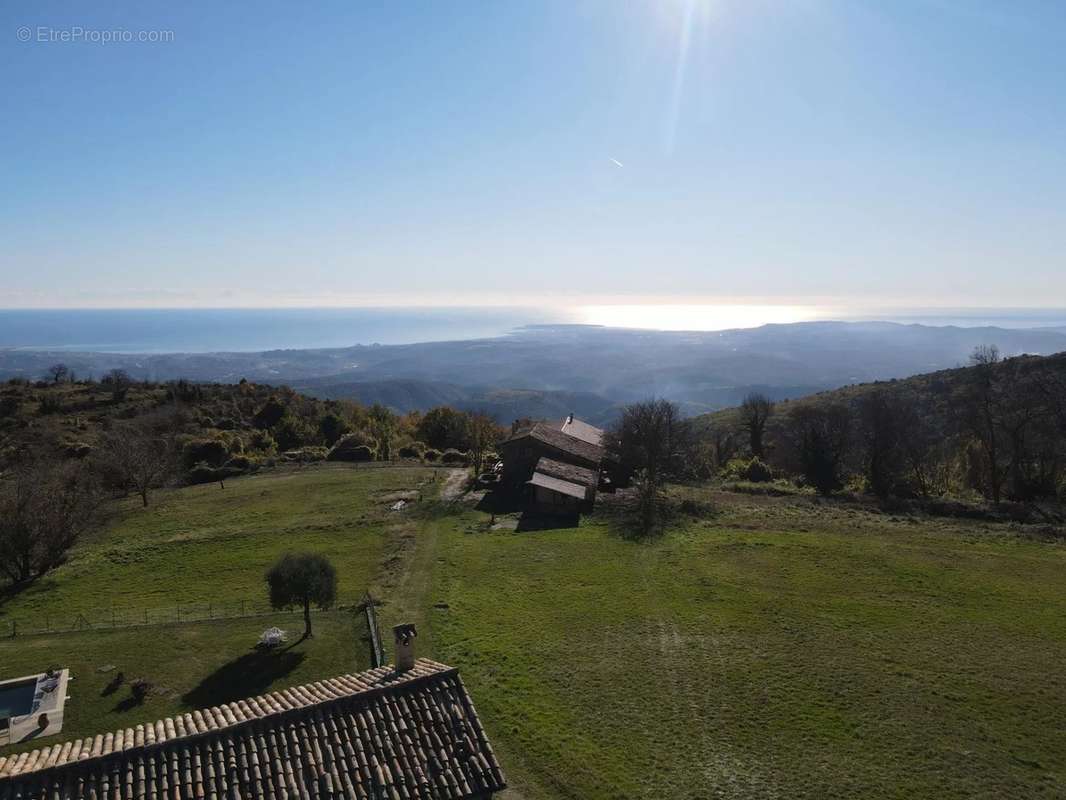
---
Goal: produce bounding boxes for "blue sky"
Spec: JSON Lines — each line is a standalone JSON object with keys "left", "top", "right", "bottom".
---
{"left": 2, "top": 1, "right": 1065, "bottom": 309}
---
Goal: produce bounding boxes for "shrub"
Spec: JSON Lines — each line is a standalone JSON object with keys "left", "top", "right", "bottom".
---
{"left": 721, "top": 457, "right": 773, "bottom": 483}
{"left": 253, "top": 397, "right": 287, "bottom": 430}
{"left": 416, "top": 407, "right": 471, "bottom": 451}
{"left": 248, "top": 429, "right": 277, "bottom": 454}
{"left": 182, "top": 438, "right": 230, "bottom": 470}
{"left": 273, "top": 414, "right": 316, "bottom": 451}
{"left": 224, "top": 455, "right": 255, "bottom": 471}
{"left": 397, "top": 445, "right": 422, "bottom": 459}
{"left": 186, "top": 463, "right": 244, "bottom": 485}
{"left": 440, "top": 448, "right": 469, "bottom": 465}
{"left": 327, "top": 434, "right": 376, "bottom": 462}
{"left": 130, "top": 680, "right": 152, "bottom": 703}
{"left": 318, "top": 413, "right": 350, "bottom": 446}
{"left": 422, "top": 448, "right": 442, "bottom": 462}
{"left": 64, "top": 442, "right": 93, "bottom": 459}
{"left": 38, "top": 395, "right": 62, "bottom": 415}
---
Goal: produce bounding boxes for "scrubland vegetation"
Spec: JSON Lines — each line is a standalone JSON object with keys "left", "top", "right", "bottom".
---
{"left": 0, "top": 372, "right": 501, "bottom": 586}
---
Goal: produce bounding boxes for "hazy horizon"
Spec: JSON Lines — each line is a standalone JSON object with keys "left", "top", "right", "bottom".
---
{"left": 3, "top": 305, "right": 1066, "bottom": 355}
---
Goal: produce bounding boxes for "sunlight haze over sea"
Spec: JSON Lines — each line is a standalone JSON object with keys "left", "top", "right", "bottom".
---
{"left": 2, "top": 306, "right": 1066, "bottom": 355}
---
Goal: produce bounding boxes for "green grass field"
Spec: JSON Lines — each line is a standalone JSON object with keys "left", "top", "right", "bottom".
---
{"left": 2, "top": 468, "right": 1064, "bottom": 798}
{"left": 0, "top": 466, "right": 434, "bottom": 751}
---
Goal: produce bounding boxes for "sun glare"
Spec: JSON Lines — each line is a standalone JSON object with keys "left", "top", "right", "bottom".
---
{"left": 577, "top": 303, "right": 822, "bottom": 332}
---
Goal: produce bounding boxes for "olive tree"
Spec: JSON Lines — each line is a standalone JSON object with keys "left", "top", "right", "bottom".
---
{"left": 265, "top": 552, "right": 337, "bottom": 639}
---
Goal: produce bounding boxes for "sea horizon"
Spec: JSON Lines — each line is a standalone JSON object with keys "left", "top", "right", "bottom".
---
{"left": 1, "top": 305, "right": 1066, "bottom": 355}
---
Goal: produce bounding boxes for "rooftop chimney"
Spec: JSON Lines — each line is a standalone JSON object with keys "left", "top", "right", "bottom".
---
{"left": 393, "top": 623, "right": 417, "bottom": 671}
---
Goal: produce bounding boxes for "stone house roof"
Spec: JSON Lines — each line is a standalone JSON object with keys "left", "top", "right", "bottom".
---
{"left": 528, "top": 471, "right": 587, "bottom": 500}
{"left": 501, "top": 420, "right": 605, "bottom": 465}
{"left": 0, "top": 659, "right": 506, "bottom": 800}
{"left": 533, "top": 456, "right": 598, "bottom": 489}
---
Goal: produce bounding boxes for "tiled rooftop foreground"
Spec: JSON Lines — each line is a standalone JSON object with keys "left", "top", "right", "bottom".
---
{"left": 0, "top": 659, "right": 506, "bottom": 800}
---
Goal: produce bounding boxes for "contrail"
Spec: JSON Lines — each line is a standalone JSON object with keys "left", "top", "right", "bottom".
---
{"left": 609, "top": 157, "right": 624, "bottom": 168}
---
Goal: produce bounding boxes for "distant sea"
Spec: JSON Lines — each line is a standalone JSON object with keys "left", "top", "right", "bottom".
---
{"left": 1, "top": 306, "right": 1065, "bottom": 354}
{"left": 0, "top": 308, "right": 576, "bottom": 353}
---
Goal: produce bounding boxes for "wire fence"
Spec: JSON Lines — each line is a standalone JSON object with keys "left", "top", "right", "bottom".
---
{"left": 2, "top": 595, "right": 369, "bottom": 639}
{"left": 362, "top": 593, "right": 385, "bottom": 667}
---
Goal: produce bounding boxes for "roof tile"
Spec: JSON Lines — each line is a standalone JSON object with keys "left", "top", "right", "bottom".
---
{"left": 0, "top": 660, "right": 505, "bottom": 800}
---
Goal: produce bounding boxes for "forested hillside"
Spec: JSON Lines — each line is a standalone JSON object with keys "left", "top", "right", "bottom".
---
{"left": 697, "top": 349, "right": 1066, "bottom": 505}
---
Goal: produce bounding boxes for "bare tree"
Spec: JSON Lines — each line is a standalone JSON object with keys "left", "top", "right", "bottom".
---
{"left": 788, "top": 403, "right": 852, "bottom": 495}
{"left": 100, "top": 418, "right": 178, "bottom": 506}
{"left": 858, "top": 390, "right": 904, "bottom": 498}
{"left": 467, "top": 411, "right": 503, "bottom": 473}
{"left": 605, "top": 399, "right": 693, "bottom": 536}
{"left": 605, "top": 399, "right": 692, "bottom": 486}
{"left": 896, "top": 399, "right": 941, "bottom": 498}
{"left": 964, "top": 345, "right": 1006, "bottom": 503}
{"left": 0, "top": 457, "right": 101, "bottom": 584}
{"left": 739, "top": 392, "right": 774, "bottom": 458}
{"left": 710, "top": 425, "right": 739, "bottom": 470}
{"left": 103, "top": 368, "right": 133, "bottom": 402}
{"left": 47, "top": 363, "right": 69, "bottom": 384}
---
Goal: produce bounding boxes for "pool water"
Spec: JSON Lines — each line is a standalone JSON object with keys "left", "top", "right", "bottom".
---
{"left": 0, "top": 678, "right": 37, "bottom": 719}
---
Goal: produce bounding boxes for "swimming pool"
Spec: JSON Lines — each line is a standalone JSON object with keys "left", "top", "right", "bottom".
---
{"left": 0, "top": 677, "right": 37, "bottom": 720}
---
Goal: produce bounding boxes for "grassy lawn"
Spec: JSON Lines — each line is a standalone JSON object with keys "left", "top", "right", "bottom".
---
{"left": 0, "top": 465, "right": 435, "bottom": 756}
{"left": 423, "top": 493, "right": 1066, "bottom": 799}
{"left": 0, "top": 465, "right": 435, "bottom": 626}
{"left": 0, "top": 612, "right": 367, "bottom": 752}
{"left": 3, "top": 469, "right": 1064, "bottom": 799}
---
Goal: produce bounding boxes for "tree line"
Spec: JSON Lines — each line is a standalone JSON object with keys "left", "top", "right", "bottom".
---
{"left": 603, "top": 347, "right": 1066, "bottom": 534}
{"left": 703, "top": 347, "right": 1066, "bottom": 503}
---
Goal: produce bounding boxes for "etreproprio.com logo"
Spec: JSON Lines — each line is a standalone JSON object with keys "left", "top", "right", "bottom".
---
{"left": 16, "top": 25, "right": 175, "bottom": 44}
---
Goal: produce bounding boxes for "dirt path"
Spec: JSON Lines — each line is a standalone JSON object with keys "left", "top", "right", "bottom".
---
{"left": 437, "top": 468, "right": 468, "bottom": 501}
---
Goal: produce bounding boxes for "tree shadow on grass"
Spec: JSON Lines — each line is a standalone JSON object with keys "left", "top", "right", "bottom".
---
{"left": 112, "top": 694, "right": 145, "bottom": 713}
{"left": 0, "top": 574, "right": 54, "bottom": 613}
{"left": 181, "top": 648, "right": 306, "bottom": 709}
{"left": 515, "top": 511, "right": 579, "bottom": 532}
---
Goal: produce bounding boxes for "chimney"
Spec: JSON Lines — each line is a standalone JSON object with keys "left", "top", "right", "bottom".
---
{"left": 393, "top": 623, "right": 417, "bottom": 671}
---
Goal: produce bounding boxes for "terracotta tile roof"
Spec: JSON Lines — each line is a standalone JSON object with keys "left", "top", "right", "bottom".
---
{"left": 533, "top": 456, "right": 598, "bottom": 489}
{"left": 503, "top": 420, "right": 605, "bottom": 465}
{"left": 0, "top": 659, "right": 506, "bottom": 800}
